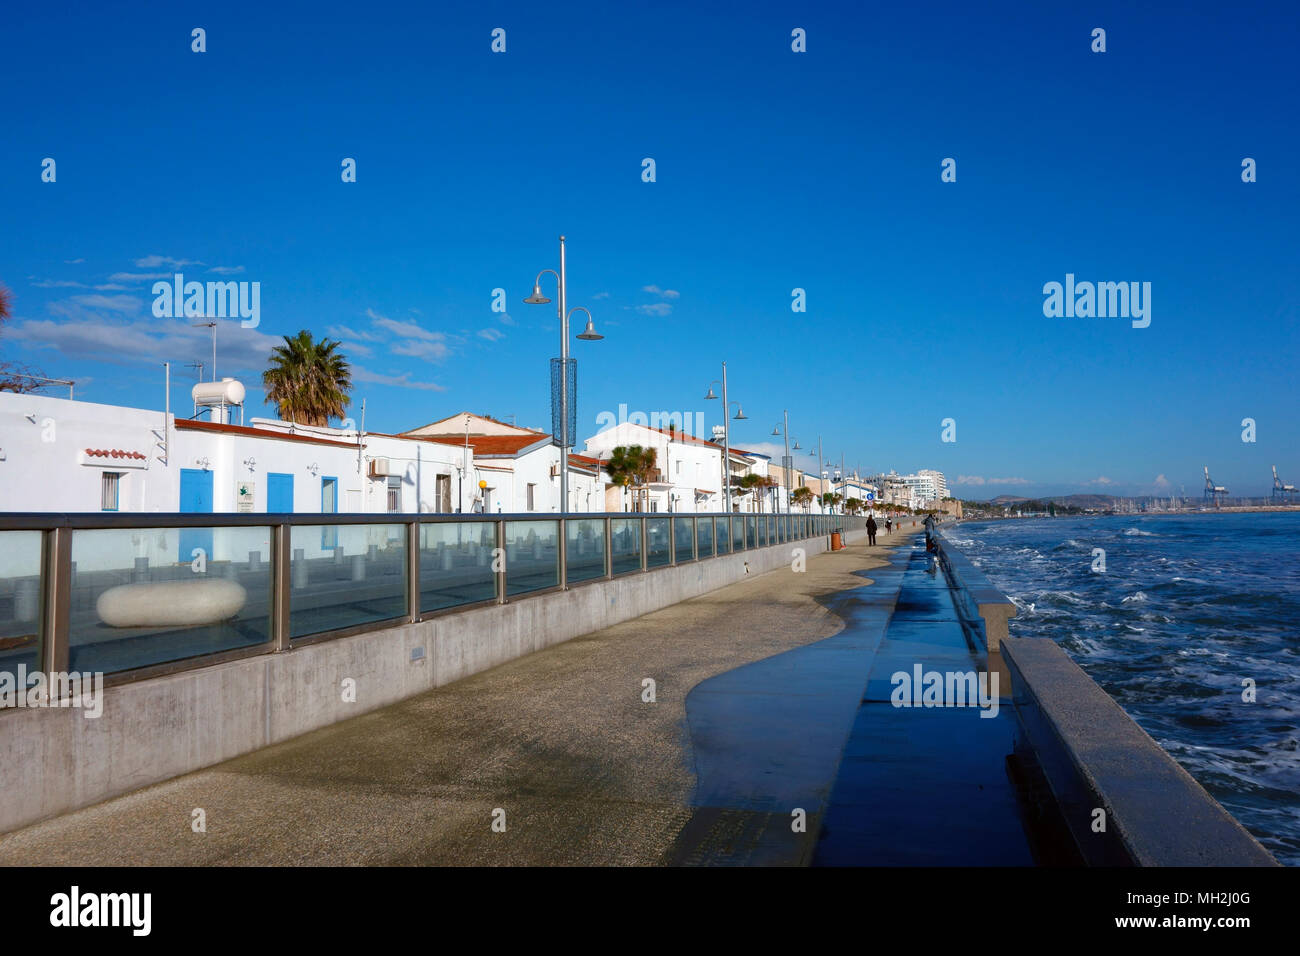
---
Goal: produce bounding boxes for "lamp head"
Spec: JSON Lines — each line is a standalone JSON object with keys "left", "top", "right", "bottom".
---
{"left": 524, "top": 285, "right": 551, "bottom": 305}
{"left": 733, "top": 406, "right": 747, "bottom": 421}
{"left": 771, "top": 425, "right": 781, "bottom": 436}
{"left": 576, "top": 316, "right": 603, "bottom": 340}
{"left": 704, "top": 386, "right": 718, "bottom": 400}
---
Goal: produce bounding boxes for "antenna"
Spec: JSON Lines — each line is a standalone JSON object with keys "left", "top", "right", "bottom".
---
{"left": 185, "top": 361, "right": 205, "bottom": 381}
{"left": 191, "top": 320, "right": 217, "bottom": 380}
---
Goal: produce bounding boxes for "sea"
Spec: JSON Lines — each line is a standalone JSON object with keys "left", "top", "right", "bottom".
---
{"left": 949, "top": 511, "right": 1300, "bottom": 865}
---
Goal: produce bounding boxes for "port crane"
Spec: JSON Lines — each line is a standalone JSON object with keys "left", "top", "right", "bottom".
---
{"left": 1203, "top": 466, "right": 1229, "bottom": 508}
{"left": 1272, "top": 465, "right": 1296, "bottom": 504}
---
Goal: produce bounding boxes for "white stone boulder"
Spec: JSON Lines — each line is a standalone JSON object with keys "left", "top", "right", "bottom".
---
{"left": 96, "top": 578, "right": 248, "bottom": 628}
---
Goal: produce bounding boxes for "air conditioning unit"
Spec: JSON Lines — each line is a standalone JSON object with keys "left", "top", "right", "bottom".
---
{"left": 369, "top": 458, "right": 394, "bottom": 477}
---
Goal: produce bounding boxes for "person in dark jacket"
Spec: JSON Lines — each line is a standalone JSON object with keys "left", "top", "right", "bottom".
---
{"left": 866, "top": 514, "right": 878, "bottom": 546}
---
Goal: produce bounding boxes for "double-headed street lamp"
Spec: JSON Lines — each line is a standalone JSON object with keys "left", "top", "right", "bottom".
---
{"left": 524, "top": 236, "right": 603, "bottom": 515}
{"left": 771, "top": 412, "right": 801, "bottom": 515}
{"left": 704, "top": 361, "right": 745, "bottom": 513}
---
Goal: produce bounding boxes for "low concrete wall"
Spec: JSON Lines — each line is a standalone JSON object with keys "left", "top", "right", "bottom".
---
{"left": 933, "top": 531, "right": 1275, "bottom": 866}
{"left": 0, "top": 528, "right": 858, "bottom": 835}
{"left": 933, "top": 529, "right": 1016, "bottom": 651}
{"left": 1003, "top": 637, "right": 1277, "bottom": 866}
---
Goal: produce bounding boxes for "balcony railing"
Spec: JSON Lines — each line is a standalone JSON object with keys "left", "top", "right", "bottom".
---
{"left": 0, "top": 511, "right": 861, "bottom": 696}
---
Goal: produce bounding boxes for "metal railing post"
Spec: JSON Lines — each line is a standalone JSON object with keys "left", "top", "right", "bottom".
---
{"left": 604, "top": 517, "right": 612, "bottom": 578}
{"left": 40, "top": 526, "right": 72, "bottom": 676}
{"left": 559, "top": 517, "right": 568, "bottom": 590}
{"left": 272, "top": 522, "right": 292, "bottom": 651}
{"left": 640, "top": 516, "right": 648, "bottom": 572}
{"left": 406, "top": 519, "right": 420, "bottom": 622}
{"left": 495, "top": 519, "right": 507, "bottom": 603}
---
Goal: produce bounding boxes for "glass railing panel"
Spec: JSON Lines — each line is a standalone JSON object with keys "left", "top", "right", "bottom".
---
{"left": 68, "top": 525, "right": 273, "bottom": 674}
{"left": 646, "top": 517, "right": 671, "bottom": 569}
{"left": 291, "top": 523, "right": 406, "bottom": 638}
{"left": 0, "top": 531, "right": 44, "bottom": 692}
{"left": 673, "top": 517, "right": 695, "bottom": 562}
{"left": 420, "top": 521, "right": 497, "bottom": 612}
{"left": 566, "top": 518, "right": 606, "bottom": 584}
{"left": 610, "top": 518, "right": 642, "bottom": 575}
{"left": 505, "top": 520, "right": 559, "bottom": 596}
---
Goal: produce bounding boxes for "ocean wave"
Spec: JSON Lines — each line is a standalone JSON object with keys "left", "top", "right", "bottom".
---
{"left": 1121, "top": 591, "right": 1148, "bottom": 603}
{"left": 1123, "top": 528, "right": 1158, "bottom": 536}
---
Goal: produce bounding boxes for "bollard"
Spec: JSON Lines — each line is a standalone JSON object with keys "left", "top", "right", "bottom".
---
{"left": 441, "top": 547, "right": 453, "bottom": 571}
{"left": 15, "top": 578, "right": 38, "bottom": 622}
{"left": 351, "top": 554, "right": 366, "bottom": 582}
{"left": 334, "top": 546, "right": 345, "bottom": 565}
{"left": 133, "top": 556, "right": 150, "bottom": 582}
{"left": 368, "top": 544, "right": 378, "bottom": 560}
{"left": 293, "top": 548, "right": 309, "bottom": 589}
{"left": 248, "top": 550, "right": 261, "bottom": 572}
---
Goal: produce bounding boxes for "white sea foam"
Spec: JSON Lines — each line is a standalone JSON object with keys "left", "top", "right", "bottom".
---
{"left": 1123, "top": 528, "right": 1157, "bottom": 536}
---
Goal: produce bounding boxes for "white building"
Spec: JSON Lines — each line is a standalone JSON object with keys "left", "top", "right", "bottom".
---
{"left": 583, "top": 422, "right": 723, "bottom": 513}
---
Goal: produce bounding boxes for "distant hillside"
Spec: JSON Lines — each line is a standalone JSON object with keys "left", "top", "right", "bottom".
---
{"left": 985, "top": 493, "right": 1119, "bottom": 508}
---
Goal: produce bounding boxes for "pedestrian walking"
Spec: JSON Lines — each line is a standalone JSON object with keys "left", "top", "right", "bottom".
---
{"left": 866, "top": 513, "right": 877, "bottom": 546}
{"left": 885, "top": 517, "right": 892, "bottom": 536}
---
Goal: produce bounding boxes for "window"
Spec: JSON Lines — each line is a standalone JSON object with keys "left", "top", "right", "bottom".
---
{"left": 320, "top": 477, "right": 338, "bottom": 550}
{"left": 526, "top": 483, "right": 536, "bottom": 511}
{"left": 101, "top": 472, "right": 121, "bottom": 511}
{"left": 386, "top": 476, "right": 402, "bottom": 513}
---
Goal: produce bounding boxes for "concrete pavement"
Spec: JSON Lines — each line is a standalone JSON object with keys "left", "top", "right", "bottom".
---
{"left": 1, "top": 530, "right": 911, "bottom": 866}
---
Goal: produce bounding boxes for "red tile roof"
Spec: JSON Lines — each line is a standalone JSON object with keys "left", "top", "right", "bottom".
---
{"left": 417, "top": 433, "right": 551, "bottom": 456}
{"left": 175, "top": 419, "right": 359, "bottom": 448}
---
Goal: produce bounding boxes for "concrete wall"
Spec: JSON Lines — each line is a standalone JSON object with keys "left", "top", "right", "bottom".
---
{"left": 0, "top": 526, "right": 860, "bottom": 835}
{"left": 934, "top": 530, "right": 1276, "bottom": 866}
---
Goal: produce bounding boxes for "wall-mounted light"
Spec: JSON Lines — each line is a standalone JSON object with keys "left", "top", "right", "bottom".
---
{"left": 195, "top": 456, "right": 212, "bottom": 470}
{"left": 243, "top": 457, "right": 256, "bottom": 471}
{"left": 307, "top": 462, "right": 319, "bottom": 476}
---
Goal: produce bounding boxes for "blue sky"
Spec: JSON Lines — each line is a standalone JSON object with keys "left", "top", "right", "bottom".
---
{"left": 3, "top": 0, "right": 1297, "bottom": 498}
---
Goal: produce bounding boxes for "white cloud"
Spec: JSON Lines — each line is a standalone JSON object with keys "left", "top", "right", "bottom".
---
{"left": 497, "top": 313, "right": 516, "bottom": 326}
{"left": 338, "top": 341, "right": 375, "bottom": 357}
{"left": 1153, "top": 474, "right": 1170, "bottom": 488}
{"left": 8, "top": 314, "right": 280, "bottom": 373}
{"left": 64, "top": 258, "right": 85, "bottom": 264}
{"left": 391, "top": 339, "right": 451, "bottom": 360}
{"left": 327, "top": 324, "right": 384, "bottom": 343}
{"left": 955, "top": 475, "right": 1030, "bottom": 486}
{"left": 93, "top": 283, "right": 128, "bottom": 291}
{"left": 134, "top": 255, "right": 202, "bottom": 269}
{"left": 955, "top": 475, "right": 986, "bottom": 485}
{"left": 352, "top": 366, "right": 446, "bottom": 391}
{"left": 636, "top": 302, "right": 673, "bottom": 317}
{"left": 50, "top": 294, "right": 141, "bottom": 314}
{"left": 592, "top": 291, "right": 610, "bottom": 300}
{"left": 108, "top": 272, "right": 174, "bottom": 282}
{"left": 988, "top": 477, "right": 1031, "bottom": 486}
{"left": 477, "top": 328, "right": 504, "bottom": 342}
{"left": 208, "top": 265, "right": 245, "bottom": 275}
{"left": 643, "top": 285, "right": 680, "bottom": 300}
{"left": 1087, "top": 476, "right": 1114, "bottom": 486}
{"left": 367, "top": 309, "right": 442, "bottom": 342}
{"left": 29, "top": 279, "right": 86, "bottom": 289}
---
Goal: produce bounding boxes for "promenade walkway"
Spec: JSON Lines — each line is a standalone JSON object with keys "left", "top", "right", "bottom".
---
{"left": 0, "top": 522, "right": 1032, "bottom": 866}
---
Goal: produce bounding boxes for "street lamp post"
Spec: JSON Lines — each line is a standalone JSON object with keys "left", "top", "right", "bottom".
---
{"left": 705, "top": 362, "right": 745, "bottom": 514}
{"left": 524, "top": 236, "right": 603, "bottom": 516}
{"left": 772, "top": 410, "right": 796, "bottom": 516}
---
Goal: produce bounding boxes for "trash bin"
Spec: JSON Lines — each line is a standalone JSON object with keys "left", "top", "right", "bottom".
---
{"left": 830, "top": 531, "right": 843, "bottom": 551}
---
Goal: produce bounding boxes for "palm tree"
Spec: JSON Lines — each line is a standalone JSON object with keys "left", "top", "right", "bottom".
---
{"left": 262, "top": 330, "right": 352, "bottom": 426}
{"left": 606, "top": 445, "right": 657, "bottom": 511}
{"left": 791, "top": 487, "right": 814, "bottom": 513}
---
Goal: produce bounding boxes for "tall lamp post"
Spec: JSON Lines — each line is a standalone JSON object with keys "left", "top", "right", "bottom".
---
{"left": 704, "top": 362, "right": 746, "bottom": 514}
{"left": 524, "top": 236, "right": 603, "bottom": 514}
{"left": 771, "top": 412, "right": 801, "bottom": 516}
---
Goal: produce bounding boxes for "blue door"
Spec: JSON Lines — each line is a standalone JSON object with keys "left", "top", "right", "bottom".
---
{"left": 179, "top": 468, "right": 214, "bottom": 563}
{"left": 268, "top": 473, "right": 294, "bottom": 512}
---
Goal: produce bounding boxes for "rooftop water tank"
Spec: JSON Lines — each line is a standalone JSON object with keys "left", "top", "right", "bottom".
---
{"left": 192, "top": 377, "right": 246, "bottom": 406}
